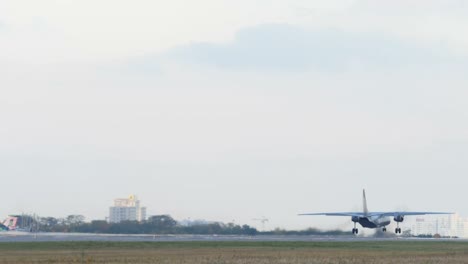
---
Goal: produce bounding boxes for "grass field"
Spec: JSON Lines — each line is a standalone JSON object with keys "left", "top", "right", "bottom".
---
{"left": 0, "top": 241, "right": 467, "bottom": 263}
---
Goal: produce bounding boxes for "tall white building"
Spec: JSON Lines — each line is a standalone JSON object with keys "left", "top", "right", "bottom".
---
{"left": 109, "top": 195, "right": 146, "bottom": 223}
{"left": 407, "top": 213, "right": 468, "bottom": 238}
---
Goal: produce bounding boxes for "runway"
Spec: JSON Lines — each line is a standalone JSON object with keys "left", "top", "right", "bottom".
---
{"left": 0, "top": 232, "right": 465, "bottom": 242}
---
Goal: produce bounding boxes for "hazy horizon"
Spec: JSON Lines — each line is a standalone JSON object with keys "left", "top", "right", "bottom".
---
{"left": 1, "top": 0, "right": 468, "bottom": 233}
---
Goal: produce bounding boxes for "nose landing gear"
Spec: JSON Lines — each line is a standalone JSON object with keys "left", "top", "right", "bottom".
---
{"left": 352, "top": 222, "right": 358, "bottom": 234}
{"left": 382, "top": 227, "right": 387, "bottom": 232}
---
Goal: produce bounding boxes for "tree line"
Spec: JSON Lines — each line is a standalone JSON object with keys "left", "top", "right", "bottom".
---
{"left": 36, "top": 215, "right": 258, "bottom": 235}
{"left": 26, "top": 214, "right": 350, "bottom": 236}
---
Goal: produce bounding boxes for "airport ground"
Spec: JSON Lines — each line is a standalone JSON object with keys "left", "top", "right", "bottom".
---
{"left": 1, "top": 239, "right": 468, "bottom": 263}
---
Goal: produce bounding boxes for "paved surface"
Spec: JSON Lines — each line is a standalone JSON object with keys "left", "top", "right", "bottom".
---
{"left": 0, "top": 232, "right": 465, "bottom": 242}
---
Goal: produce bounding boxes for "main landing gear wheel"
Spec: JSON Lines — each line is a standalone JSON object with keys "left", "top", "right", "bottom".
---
{"left": 382, "top": 227, "right": 387, "bottom": 232}
{"left": 352, "top": 221, "right": 358, "bottom": 235}
{"left": 395, "top": 222, "right": 402, "bottom": 234}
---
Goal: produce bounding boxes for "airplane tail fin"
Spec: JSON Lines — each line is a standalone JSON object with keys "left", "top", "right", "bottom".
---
{"left": 363, "top": 189, "right": 369, "bottom": 216}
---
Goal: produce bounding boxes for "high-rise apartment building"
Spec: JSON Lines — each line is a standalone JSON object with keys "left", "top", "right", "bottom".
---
{"left": 406, "top": 213, "right": 468, "bottom": 238}
{"left": 109, "top": 195, "right": 146, "bottom": 223}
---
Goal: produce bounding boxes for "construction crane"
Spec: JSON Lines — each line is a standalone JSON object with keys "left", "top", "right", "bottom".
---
{"left": 252, "top": 216, "right": 269, "bottom": 231}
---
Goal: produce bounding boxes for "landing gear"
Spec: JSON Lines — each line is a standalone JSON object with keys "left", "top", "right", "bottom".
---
{"left": 395, "top": 223, "right": 401, "bottom": 234}
{"left": 352, "top": 222, "right": 358, "bottom": 234}
{"left": 393, "top": 215, "right": 404, "bottom": 234}
{"left": 382, "top": 227, "right": 387, "bottom": 232}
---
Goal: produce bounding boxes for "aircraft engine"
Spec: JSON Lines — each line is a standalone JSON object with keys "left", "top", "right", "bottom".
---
{"left": 393, "top": 215, "right": 404, "bottom": 222}
{"left": 351, "top": 216, "right": 359, "bottom": 223}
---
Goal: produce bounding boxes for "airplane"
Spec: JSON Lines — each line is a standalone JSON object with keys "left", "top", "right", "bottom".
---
{"left": 299, "top": 189, "right": 453, "bottom": 234}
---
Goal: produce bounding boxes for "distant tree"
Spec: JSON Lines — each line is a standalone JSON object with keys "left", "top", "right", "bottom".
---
{"left": 62, "top": 215, "right": 85, "bottom": 232}
{"left": 39, "top": 217, "right": 58, "bottom": 228}
{"left": 33, "top": 214, "right": 262, "bottom": 235}
{"left": 186, "top": 222, "right": 223, "bottom": 234}
{"left": 110, "top": 220, "right": 141, "bottom": 234}
{"left": 241, "top": 225, "right": 257, "bottom": 236}
{"left": 57, "top": 218, "right": 67, "bottom": 226}
{"left": 66, "top": 215, "right": 85, "bottom": 225}
{"left": 90, "top": 220, "right": 110, "bottom": 233}
{"left": 272, "top": 227, "right": 286, "bottom": 235}
{"left": 146, "top": 215, "right": 177, "bottom": 233}
{"left": 37, "top": 217, "right": 63, "bottom": 232}
{"left": 402, "top": 229, "right": 412, "bottom": 237}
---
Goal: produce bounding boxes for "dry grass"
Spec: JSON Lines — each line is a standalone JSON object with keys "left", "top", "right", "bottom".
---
{"left": 0, "top": 241, "right": 467, "bottom": 263}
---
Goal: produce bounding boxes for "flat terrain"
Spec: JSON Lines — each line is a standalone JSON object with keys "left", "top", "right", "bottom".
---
{"left": 0, "top": 241, "right": 468, "bottom": 263}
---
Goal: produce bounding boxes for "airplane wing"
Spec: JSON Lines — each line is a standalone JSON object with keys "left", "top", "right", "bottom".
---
{"left": 299, "top": 211, "right": 452, "bottom": 217}
{"left": 367, "top": 211, "right": 453, "bottom": 217}
{"left": 298, "top": 212, "right": 366, "bottom": 217}
{"left": 299, "top": 191, "right": 452, "bottom": 219}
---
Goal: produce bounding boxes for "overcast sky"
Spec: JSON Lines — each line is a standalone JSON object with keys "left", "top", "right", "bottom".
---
{"left": 1, "top": 0, "right": 468, "bottom": 232}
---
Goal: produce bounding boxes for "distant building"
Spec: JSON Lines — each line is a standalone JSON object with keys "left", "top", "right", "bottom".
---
{"left": 109, "top": 195, "right": 146, "bottom": 223}
{"left": 406, "top": 213, "right": 468, "bottom": 238}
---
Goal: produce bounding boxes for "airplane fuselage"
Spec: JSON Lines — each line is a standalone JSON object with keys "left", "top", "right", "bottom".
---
{"left": 357, "top": 216, "right": 391, "bottom": 229}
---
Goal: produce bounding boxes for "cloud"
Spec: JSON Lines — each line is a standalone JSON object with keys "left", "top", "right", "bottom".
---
{"left": 162, "top": 24, "right": 457, "bottom": 72}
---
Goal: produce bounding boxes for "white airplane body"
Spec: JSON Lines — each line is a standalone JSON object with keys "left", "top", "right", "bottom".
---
{"left": 300, "top": 190, "right": 452, "bottom": 234}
